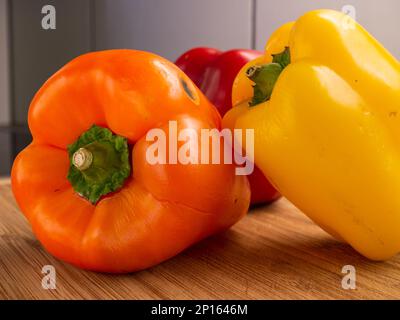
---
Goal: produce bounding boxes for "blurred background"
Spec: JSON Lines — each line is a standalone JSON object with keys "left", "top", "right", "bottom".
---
{"left": 0, "top": 0, "right": 399, "bottom": 176}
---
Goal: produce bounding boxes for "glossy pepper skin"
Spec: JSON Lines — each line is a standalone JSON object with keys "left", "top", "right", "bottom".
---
{"left": 223, "top": 9, "right": 400, "bottom": 260}
{"left": 176, "top": 47, "right": 280, "bottom": 205}
{"left": 12, "top": 50, "right": 250, "bottom": 272}
{"left": 176, "top": 47, "right": 262, "bottom": 116}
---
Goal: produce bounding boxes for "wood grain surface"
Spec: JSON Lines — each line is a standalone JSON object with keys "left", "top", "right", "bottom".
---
{"left": 1, "top": 179, "right": 400, "bottom": 300}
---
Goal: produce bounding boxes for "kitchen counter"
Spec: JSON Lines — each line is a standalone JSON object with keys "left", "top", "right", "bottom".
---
{"left": 1, "top": 178, "right": 399, "bottom": 299}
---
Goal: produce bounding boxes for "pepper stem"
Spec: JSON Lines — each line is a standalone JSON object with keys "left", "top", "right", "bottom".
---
{"left": 67, "top": 125, "right": 131, "bottom": 204}
{"left": 72, "top": 148, "right": 93, "bottom": 171}
{"left": 247, "top": 47, "right": 291, "bottom": 106}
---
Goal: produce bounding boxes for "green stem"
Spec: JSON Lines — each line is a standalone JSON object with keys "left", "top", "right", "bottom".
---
{"left": 67, "top": 125, "right": 131, "bottom": 204}
{"left": 72, "top": 148, "right": 93, "bottom": 171}
{"left": 247, "top": 47, "right": 291, "bottom": 106}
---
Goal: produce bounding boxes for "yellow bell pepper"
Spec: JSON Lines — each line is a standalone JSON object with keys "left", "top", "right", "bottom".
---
{"left": 223, "top": 9, "right": 400, "bottom": 260}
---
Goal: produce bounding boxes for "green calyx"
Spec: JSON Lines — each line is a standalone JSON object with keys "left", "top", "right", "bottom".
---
{"left": 67, "top": 125, "right": 131, "bottom": 204}
{"left": 247, "top": 47, "right": 291, "bottom": 107}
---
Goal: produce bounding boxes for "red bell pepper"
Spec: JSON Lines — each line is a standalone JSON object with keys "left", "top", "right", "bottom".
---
{"left": 175, "top": 47, "right": 280, "bottom": 205}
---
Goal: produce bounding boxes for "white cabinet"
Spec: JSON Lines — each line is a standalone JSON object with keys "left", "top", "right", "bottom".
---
{"left": 95, "top": 0, "right": 253, "bottom": 61}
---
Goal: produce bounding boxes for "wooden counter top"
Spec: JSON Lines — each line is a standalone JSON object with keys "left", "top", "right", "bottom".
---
{"left": 1, "top": 179, "right": 399, "bottom": 299}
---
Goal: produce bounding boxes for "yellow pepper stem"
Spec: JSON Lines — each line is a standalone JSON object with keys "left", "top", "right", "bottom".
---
{"left": 247, "top": 47, "right": 291, "bottom": 106}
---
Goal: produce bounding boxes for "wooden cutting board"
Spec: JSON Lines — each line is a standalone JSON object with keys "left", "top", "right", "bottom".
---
{"left": 1, "top": 178, "right": 399, "bottom": 300}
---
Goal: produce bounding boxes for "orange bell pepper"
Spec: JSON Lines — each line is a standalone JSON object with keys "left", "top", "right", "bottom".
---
{"left": 11, "top": 50, "right": 250, "bottom": 273}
